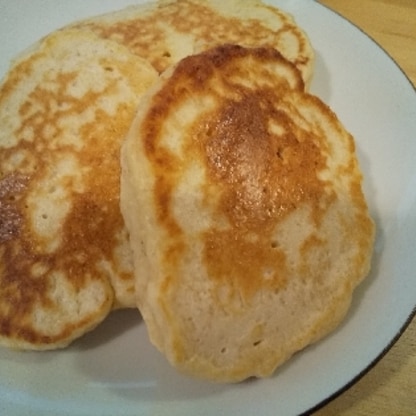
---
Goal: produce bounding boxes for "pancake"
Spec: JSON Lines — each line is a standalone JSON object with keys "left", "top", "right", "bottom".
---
{"left": 121, "top": 45, "right": 375, "bottom": 382}
{"left": 0, "top": 29, "right": 158, "bottom": 349}
{"left": 72, "top": 0, "right": 315, "bottom": 87}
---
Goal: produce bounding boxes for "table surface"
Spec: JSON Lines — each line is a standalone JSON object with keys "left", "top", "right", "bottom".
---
{"left": 314, "top": 1, "right": 416, "bottom": 414}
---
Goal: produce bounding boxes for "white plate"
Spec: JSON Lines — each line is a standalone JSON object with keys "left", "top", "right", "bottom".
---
{"left": 0, "top": 1, "right": 415, "bottom": 415}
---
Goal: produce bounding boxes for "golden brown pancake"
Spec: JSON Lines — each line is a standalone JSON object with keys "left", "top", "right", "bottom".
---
{"left": 0, "top": 29, "right": 158, "bottom": 349}
{"left": 121, "top": 44, "right": 375, "bottom": 381}
{"left": 72, "top": 0, "right": 314, "bottom": 87}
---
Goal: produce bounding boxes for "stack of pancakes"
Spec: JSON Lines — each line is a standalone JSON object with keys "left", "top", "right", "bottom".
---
{"left": 0, "top": 0, "right": 374, "bottom": 382}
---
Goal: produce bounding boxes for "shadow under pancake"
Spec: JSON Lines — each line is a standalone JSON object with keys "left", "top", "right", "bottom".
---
{"left": 74, "top": 308, "right": 225, "bottom": 402}
{"left": 74, "top": 308, "right": 142, "bottom": 351}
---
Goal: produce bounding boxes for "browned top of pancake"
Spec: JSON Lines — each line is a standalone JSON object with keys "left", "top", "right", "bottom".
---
{"left": 0, "top": 29, "right": 157, "bottom": 349}
{"left": 136, "top": 45, "right": 334, "bottom": 299}
{"left": 74, "top": 0, "right": 313, "bottom": 84}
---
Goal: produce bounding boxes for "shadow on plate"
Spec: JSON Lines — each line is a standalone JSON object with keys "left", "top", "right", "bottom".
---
{"left": 74, "top": 308, "right": 226, "bottom": 402}
{"left": 74, "top": 308, "right": 142, "bottom": 351}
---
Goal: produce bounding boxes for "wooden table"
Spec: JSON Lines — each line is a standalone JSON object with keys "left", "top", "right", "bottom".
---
{"left": 313, "top": 1, "right": 416, "bottom": 414}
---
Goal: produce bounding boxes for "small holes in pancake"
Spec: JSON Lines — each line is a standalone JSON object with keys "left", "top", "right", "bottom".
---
{"left": 270, "top": 240, "right": 278, "bottom": 249}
